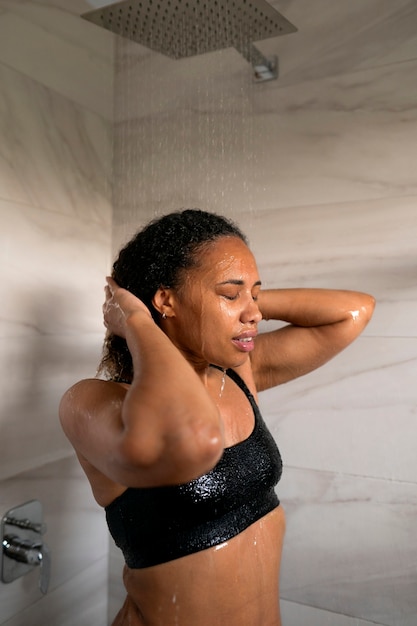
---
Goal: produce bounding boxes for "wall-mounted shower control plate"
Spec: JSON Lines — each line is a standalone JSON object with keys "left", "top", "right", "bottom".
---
{"left": 1, "top": 500, "right": 45, "bottom": 586}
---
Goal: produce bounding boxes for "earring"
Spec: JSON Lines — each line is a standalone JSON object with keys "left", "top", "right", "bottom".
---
{"left": 162, "top": 312, "right": 167, "bottom": 320}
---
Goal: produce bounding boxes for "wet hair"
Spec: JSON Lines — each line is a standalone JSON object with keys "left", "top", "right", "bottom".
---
{"left": 98, "top": 209, "right": 247, "bottom": 383}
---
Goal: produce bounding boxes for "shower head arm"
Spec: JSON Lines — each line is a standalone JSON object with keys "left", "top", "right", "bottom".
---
{"left": 234, "top": 42, "right": 278, "bottom": 83}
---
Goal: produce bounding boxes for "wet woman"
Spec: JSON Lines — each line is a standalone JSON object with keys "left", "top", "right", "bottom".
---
{"left": 59, "top": 209, "right": 375, "bottom": 626}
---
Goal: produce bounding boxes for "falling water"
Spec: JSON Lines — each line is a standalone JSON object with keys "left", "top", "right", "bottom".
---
{"left": 110, "top": 5, "right": 261, "bottom": 616}
{"left": 112, "top": 7, "right": 257, "bottom": 249}
{"left": 219, "top": 368, "right": 227, "bottom": 397}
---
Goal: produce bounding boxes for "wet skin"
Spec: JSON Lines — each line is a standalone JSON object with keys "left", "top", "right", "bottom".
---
{"left": 108, "top": 237, "right": 285, "bottom": 625}
{"left": 157, "top": 236, "right": 263, "bottom": 373}
{"left": 62, "top": 235, "right": 375, "bottom": 625}
{"left": 111, "top": 364, "right": 285, "bottom": 626}
{"left": 116, "top": 507, "right": 285, "bottom": 626}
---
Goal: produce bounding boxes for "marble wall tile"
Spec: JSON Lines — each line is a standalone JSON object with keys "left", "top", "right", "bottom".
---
{"left": 267, "top": 0, "right": 417, "bottom": 85}
{"left": 259, "top": 336, "right": 417, "bottom": 483}
{"left": 0, "top": 196, "right": 110, "bottom": 477}
{"left": 0, "top": 456, "right": 108, "bottom": 624}
{"left": 280, "top": 599, "right": 386, "bottom": 626}
{"left": 0, "top": 62, "right": 112, "bottom": 217}
{"left": 2, "top": 558, "right": 108, "bottom": 626}
{"left": 0, "top": 57, "right": 112, "bottom": 477}
{"left": 237, "top": 197, "right": 417, "bottom": 339}
{"left": 0, "top": 3, "right": 112, "bottom": 624}
{"left": 0, "top": 200, "right": 110, "bottom": 338}
{"left": 249, "top": 59, "right": 417, "bottom": 212}
{"left": 112, "top": 50, "right": 417, "bottom": 217}
{"left": 279, "top": 467, "right": 417, "bottom": 626}
{"left": 0, "top": 332, "right": 103, "bottom": 479}
{"left": 0, "top": 0, "right": 114, "bottom": 119}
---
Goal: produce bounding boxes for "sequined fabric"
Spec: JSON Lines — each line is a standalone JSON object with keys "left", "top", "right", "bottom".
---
{"left": 105, "top": 368, "right": 283, "bottom": 568}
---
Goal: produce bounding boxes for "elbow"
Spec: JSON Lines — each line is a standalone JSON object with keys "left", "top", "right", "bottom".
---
{"left": 367, "top": 294, "right": 376, "bottom": 317}
{"left": 355, "top": 293, "right": 376, "bottom": 326}
{"left": 117, "top": 434, "right": 164, "bottom": 471}
{"left": 164, "top": 415, "right": 225, "bottom": 481}
{"left": 117, "top": 412, "right": 224, "bottom": 485}
{"left": 179, "top": 418, "right": 224, "bottom": 477}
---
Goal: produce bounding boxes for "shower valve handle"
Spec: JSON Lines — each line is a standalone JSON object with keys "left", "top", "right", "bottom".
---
{"left": 2, "top": 534, "right": 51, "bottom": 594}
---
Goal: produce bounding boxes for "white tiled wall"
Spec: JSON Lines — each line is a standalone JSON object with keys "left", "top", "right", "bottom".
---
{"left": 0, "top": 1, "right": 113, "bottom": 624}
{"left": 0, "top": 458, "right": 108, "bottom": 626}
{"left": 109, "top": 1, "right": 417, "bottom": 625}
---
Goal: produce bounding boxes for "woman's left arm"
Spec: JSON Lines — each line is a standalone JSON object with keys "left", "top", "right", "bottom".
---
{"left": 250, "top": 289, "right": 375, "bottom": 391}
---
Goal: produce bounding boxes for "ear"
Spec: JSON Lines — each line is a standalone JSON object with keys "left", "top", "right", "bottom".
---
{"left": 152, "top": 287, "right": 176, "bottom": 319}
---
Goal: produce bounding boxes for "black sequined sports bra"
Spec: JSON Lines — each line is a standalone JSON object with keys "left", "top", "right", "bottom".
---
{"left": 105, "top": 367, "right": 283, "bottom": 568}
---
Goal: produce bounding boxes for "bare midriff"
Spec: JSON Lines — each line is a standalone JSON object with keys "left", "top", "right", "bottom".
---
{"left": 112, "top": 505, "right": 286, "bottom": 626}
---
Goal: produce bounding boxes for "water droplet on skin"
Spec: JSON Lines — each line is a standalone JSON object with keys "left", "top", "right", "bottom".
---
{"left": 219, "top": 369, "right": 226, "bottom": 397}
{"left": 350, "top": 309, "right": 360, "bottom": 322}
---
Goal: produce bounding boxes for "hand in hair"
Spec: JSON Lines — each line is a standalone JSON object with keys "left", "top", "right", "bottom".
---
{"left": 103, "top": 277, "right": 152, "bottom": 339}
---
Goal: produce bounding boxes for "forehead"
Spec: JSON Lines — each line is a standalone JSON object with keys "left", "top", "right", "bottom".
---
{"left": 195, "top": 236, "right": 259, "bottom": 279}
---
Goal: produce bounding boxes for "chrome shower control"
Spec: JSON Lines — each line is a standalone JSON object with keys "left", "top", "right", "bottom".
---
{"left": 3, "top": 516, "right": 47, "bottom": 535}
{"left": 1, "top": 500, "right": 50, "bottom": 594}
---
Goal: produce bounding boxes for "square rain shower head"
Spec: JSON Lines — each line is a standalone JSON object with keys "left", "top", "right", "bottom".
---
{"left": 82, "top": 0, "right": 297, "bottom": 61}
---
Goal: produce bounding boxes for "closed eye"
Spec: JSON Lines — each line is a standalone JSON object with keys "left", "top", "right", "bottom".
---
{"left": 216, "top": 279, "right": 262, "bottom": 302}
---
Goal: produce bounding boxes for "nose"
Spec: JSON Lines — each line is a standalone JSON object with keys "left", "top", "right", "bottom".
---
{"left": 241, "top": 297, "right": 262, "bottom": 325}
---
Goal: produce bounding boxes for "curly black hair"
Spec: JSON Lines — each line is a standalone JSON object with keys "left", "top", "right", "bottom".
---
{"left": 98, "top": 209, "right": 247, "bottom": 383}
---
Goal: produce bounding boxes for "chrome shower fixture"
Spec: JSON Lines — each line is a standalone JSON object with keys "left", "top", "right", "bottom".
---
{"left": 82, "top": 0, "right": 297, "bottom": 82}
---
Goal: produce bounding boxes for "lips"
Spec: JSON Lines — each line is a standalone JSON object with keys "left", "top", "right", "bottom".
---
{"left": 231, "top": 331, "right": 257, "bottom": 352}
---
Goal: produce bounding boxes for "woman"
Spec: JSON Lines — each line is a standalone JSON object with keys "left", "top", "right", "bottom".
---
{"left": 59, "top": 209, "right": 375, "bottom": 626}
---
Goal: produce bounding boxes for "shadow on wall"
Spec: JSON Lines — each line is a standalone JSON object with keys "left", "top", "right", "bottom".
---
{"left": 0, "top": 287, "right": 104, "bottom": 479}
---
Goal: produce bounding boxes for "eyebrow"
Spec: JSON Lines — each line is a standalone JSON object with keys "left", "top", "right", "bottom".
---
{"left": 216, "top": 279, "right": 262, "bottom": 287}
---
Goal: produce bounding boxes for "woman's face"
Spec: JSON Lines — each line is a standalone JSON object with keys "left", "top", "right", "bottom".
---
{"left": 169, "top": 236, "right": 262, "bottom": 370}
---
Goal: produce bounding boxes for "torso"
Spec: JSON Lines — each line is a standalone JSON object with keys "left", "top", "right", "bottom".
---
{"left": 79, "top": 362, "right": 285, "bottom": 626}
{"left": 116, "top": 506, "right": 286, "bottom": 626}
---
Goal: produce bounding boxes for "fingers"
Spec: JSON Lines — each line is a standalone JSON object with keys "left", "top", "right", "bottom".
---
{"left": 104, "top": 277, "right": 120, "bottom": 308}
{"left": 105, "top": 276, "right": 118, "bottom": 294}
{"left": 102, "top": 276, "right": 152, "bottom": 324}
{"left": 103, "top": 278, "right": 119, "bottom": 330}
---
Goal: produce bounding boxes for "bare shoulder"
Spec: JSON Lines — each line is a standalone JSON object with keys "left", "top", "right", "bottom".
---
{"left": 59, "top": 378, "right": 130, "bottom": 506}
{"left": 59, "top": 378, "right": 128, "bottom": 443}
{"left": 60, "top": 378, "right": 127, "bottom": 415}
{"left": 61, "top": 377, "right": 128, "bottom": 403}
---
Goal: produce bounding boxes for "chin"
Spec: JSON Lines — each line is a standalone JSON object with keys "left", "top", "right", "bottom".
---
{"left": 213, "top": 354, "right": 249, "bottom": 370}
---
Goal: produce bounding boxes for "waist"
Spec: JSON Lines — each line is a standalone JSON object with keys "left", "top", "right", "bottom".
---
{"left": 120, "top": 506, "right": 286, "bottom": 626}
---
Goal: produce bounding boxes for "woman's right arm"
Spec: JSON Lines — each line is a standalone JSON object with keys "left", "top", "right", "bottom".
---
{"left": 59, "top": 280, "right": 224, "bottom": 488}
